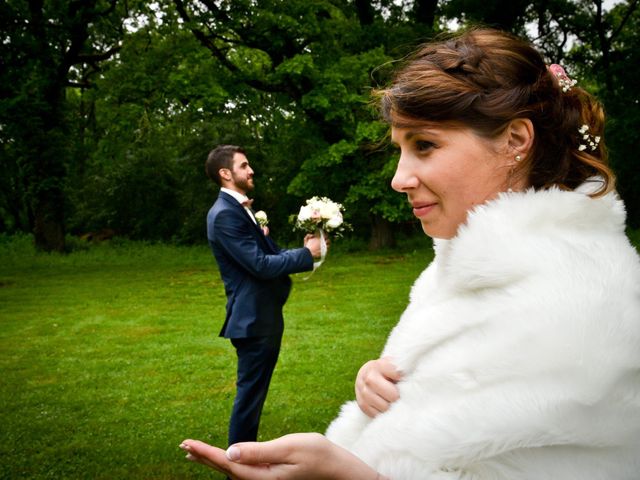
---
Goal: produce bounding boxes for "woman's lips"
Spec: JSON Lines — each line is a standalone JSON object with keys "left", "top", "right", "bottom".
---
{"left": 412, "top": 203, "right": 436, "bottom": 217}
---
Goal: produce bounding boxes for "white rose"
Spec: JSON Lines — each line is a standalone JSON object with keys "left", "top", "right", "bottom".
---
{"left": 326, "top": 213, "right": 343, "bottom": 229}
{"left": 307, "top": 197, "right": 323, "bottom": 212}
{"left": 319, "top": 202, "right": 340, "bottom": 219}
{"left": 298, "top": 205, "right": 313, "bottom": 222}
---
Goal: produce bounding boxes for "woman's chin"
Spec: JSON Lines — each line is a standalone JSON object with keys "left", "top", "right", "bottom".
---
{"left": 421, "top": 222, "right": 458, "bottom": 240}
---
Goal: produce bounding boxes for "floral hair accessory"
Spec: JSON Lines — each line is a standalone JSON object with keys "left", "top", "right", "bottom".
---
{"left": 578, "top": 124, "right": 600, "bottom": 151}
{"left": 548, "top": 64, "right": 577, "bottom": 92}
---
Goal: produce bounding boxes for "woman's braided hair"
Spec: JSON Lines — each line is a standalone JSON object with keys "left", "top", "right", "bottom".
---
{"left": 378, "top": 28, "right": 614, "bottom": 196}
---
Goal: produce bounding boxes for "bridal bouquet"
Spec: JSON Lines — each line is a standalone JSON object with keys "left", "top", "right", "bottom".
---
{"left": 292, "top": 196, "right": 346, "bottom": 235}
{"left": 292, "top": 196, "right": 348, "bottom": 272}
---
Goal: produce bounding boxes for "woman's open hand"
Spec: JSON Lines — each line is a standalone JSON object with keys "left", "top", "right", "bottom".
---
{"left": 179, "top": 433, "right": 384, "bottom": 480}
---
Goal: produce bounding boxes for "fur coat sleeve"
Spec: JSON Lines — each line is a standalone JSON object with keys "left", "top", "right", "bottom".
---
{"left": 326, "top": 187, "right": 640, "bottom": 480}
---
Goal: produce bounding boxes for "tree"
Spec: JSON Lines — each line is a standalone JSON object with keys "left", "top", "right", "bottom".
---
{"left": 69, "top": 16, "right": 249, "bottom": 243}
{"left": 586, "top": 0, "right": 640, "bottom": 227}
{"left": 0, "top": 0, "right": 126, "bottom": 251}
{"left": 442, "top": 0, "right": 531, "bottom": 30}
{"left": 170, "top": 0, "right": 439, "bottom": 248}
{"left": 522, "top": 0, "right": 640, "bottom": 226}
{"left": 5, "top": 0, "right": 634, "bottom": 249}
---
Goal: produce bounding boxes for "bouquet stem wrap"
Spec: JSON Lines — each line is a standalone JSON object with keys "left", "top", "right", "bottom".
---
{"left": 313, "top": 228, "right": 328, "bottom": 270}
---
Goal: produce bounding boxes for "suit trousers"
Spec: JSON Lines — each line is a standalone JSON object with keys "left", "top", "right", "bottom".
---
{"left": 228, "top": 334, "right": 282, "bottom": 446}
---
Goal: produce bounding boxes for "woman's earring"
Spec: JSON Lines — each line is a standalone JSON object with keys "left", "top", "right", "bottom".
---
{"left": 507, "top": 156, "right": 521, "bottom": 193}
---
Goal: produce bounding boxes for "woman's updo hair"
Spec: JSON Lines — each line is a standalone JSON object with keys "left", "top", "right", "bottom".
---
{"left": 379, "top": 28, "right": 614, "bottom": 196}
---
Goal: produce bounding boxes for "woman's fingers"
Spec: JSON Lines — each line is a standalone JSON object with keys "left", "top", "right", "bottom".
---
{"left": 355, "top": 358, "right": 402, "bottom": 417}
{"left": 180, "top": 440, "right": 232, "bottom": 474}
{"left": 378, "top": 356, "right": 403, "bottom": 383}
{"left": 181, "top": 434, "right": 330, "bottom": 480}
{"left": 228, "top": 433, "right": 326, "bottom": 465}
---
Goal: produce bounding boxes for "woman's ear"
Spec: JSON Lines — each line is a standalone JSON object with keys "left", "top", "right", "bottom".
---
{"left": 507, "top": 118, "right": 534, "bottom": 161}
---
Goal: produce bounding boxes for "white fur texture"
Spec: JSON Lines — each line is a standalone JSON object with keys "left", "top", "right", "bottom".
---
{"left": 326, "top": 187, "right": 640, "bottom": 479}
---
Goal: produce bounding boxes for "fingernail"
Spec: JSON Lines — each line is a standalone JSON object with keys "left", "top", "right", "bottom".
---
{"left": 179, "top": 443, "right": 190, "bottom": 451}
{"left": 226, "top": 445, "right": 240, "bottom": 461}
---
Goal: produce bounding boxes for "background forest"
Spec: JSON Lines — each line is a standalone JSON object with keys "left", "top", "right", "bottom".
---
{"left": 1, "top": 0, "right": 639, "bottom": 252}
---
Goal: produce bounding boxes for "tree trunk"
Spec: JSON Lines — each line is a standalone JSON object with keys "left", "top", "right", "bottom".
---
{"left": 369, "top": 215, "right": 396, "bottom": 250}
{"left": 33, "top": 193, "right": 65, "bottom": 252}
{"left": 413, "top": 0, "right": 438, "bottom": 27}
{"left": 355, "top": 0, "right": 375, "bottom": 25}
{"left": 31, "top": 105, "right": 67, "bottom": 252}
{"left": 27, "top": 75, "right": 68, "bottom": 251}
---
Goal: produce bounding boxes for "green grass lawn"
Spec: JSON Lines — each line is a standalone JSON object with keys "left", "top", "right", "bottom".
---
{"left": 0, "top": 235, "right": 432, "bottom": 479}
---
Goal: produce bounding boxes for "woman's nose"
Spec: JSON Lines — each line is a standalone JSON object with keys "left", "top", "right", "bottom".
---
{"left": 391, "top": 154, "right": 418, "bottom": 192}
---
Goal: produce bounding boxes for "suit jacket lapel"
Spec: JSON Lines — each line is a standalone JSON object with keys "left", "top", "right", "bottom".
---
{"left": 219, "top": 191, "right": 255, "bottom": 224}
{"left": 218, "top": 191, "right": 277, "bottom": 253}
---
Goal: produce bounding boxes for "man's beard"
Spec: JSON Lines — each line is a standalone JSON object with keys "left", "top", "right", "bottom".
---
{"left": 232, "top": 174, "right": 254, "bottom": 193}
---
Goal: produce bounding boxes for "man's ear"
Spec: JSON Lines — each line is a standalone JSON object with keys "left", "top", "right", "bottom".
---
{"left": 218, "top": 168, "right": 232, "bottom": 183}
{"left": 507, "top": 118, "right": 534, "bottom": 161}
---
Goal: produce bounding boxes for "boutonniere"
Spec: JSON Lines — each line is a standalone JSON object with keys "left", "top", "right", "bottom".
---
{"left": 254, "top": 210, "right": 268, "bottom": 227}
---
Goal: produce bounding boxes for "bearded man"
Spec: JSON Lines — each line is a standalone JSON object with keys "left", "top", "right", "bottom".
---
{"left": 205, "top": 144, "right": 322, "bottom": 447}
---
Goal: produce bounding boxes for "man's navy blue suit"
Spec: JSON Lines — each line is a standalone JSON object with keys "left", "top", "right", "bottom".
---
{"left": 207, "top": 191, "right": 313, "bottom": 445}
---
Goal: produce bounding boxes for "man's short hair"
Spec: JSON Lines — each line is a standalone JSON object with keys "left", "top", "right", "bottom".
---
{"left": 205, "top": 145, "right": 245, "bottom": 186}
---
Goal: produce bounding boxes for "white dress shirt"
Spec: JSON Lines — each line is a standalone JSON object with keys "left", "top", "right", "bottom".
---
{"left": 221, "top": 187, "right": 256, "bottom": 224}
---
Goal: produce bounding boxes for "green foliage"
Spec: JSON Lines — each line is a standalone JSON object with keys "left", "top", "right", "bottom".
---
{"left": 443, "top": 0, "right": 531, "bottom": 30}
{"left": 559, "top": 1, "right": 640, "bottom": 227}
{"left": 169, "top": 0, "right": 423, "bottom": 245}
{"left": 2, "top": 0, "right": 638, "bottom": 246}
{"left": 0, "top": 0, "right": 136, "bottom": 250}
{"left": 599, "top": 4, "right": 640, "bottom": 228}
{"left": 73, "top": 154, "right": 181, "bottom": 239}
{"left": 65, "top": 25, "right": 237, "bottom": 242}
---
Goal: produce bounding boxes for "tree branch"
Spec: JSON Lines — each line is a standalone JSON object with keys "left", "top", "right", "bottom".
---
{"left": 99, "top": 0, "right": 118, "bottom": 17}
{"left": 610, "top": 0, "right": 639, "bottom": 42}
{"left": 67, "top": 80, "right": 93, "bottom": 89}
{"left": 172, "top": 0, "right": 290, "bottom": 96}
{"left": 200, "top": 0, "right": 231, "bottom": 24}
{"left": 77, "top": 45, "right": 121, "bottom": 64}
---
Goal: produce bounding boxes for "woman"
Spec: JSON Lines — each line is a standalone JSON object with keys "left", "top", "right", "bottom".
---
{"left": 180, "top": 28, "right": 640, "bottom": 479}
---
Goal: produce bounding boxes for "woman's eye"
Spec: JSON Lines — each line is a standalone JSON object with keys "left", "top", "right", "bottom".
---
{"left": 415, "top": 140, "right": 434, "bottom": 152}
